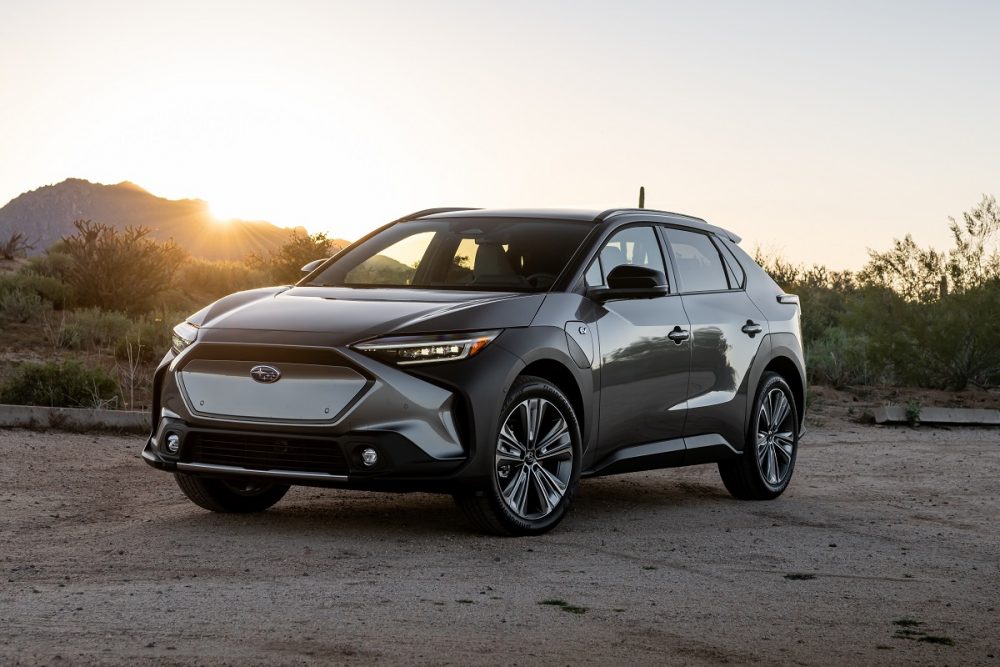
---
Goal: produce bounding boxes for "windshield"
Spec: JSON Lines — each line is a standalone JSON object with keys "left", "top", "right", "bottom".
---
{"left": 305, "top": 218, "right": 594, "bottom": 292}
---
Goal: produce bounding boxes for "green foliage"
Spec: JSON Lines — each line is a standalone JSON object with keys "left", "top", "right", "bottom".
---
{"left": 0, "top": 359, "right": 119, "bottom": 408}
{"left": 250, "top": 231, "right": 345, "bottom": 284}
{"left": 947, "top": 194, "right": 1000, "bottom": 292}
{"left": 59, "top": 219, "right": 187, "bottom": 314}
{"left": 112, "top": 312, "right": 183, "bottom": 363}
{"left": 25, "top": 249, "right": 74, "bottom": 281}
{"left": 0, "top": 286, "right": 46, "bottom": 323}
{"left": 175, "top": 258, "right": 270, "bottom": 302}
{"left": 757, "top": 194, "right": 1000, "bottom": 390}
{"left": 806, "top": 326, "right": 880, "bottom": 388}
{"left": 0, "top": 270, "right": 73, "bottom": 308}
{"left": 50, "top": 307, "right": 182, "bottom": 363}
{"left": 847, "top": 281, "right": 1000, "bottom": 390}
{"left": 52, "top": 307, "right": 133, "bottom": 350}
{"left": 860, "top": 234, "right": 946, "bottom": 303}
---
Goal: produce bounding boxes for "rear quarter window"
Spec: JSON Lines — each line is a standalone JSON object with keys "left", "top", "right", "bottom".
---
{"left": 663, "top": 228, "right": 729, "bottom": 293}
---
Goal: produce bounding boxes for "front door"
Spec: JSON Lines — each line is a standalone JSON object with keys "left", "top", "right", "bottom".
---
{"left": 589, "top": 225, "right": 692, "bottom": 457}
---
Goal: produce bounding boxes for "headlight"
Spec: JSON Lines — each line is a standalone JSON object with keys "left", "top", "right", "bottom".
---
{"left": 353, "top": 330, "right": 501, "bottom": 366}
{"left": 171, "top": 321, "right": 199, "bottom": 354}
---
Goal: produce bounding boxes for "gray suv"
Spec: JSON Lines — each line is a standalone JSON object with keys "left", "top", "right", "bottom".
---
{"left": 143, "top": 207, "right": 805, "bottom": 535}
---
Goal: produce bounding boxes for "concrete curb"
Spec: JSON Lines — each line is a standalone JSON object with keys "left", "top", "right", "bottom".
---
{"left": 0, "top": 403, "right": 148, "bottom": 432}
{"left": 874, "top": 406, "right": 1000, "bottom": 426}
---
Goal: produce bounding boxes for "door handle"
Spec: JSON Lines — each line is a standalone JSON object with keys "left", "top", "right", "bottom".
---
{"left": 741, "top": 320, "right": 763, "bottom": 337}
{"left": 667, "top": 326, "right": 690, "bottom": 344}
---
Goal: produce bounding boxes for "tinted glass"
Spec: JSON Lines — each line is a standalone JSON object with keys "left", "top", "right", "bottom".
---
{"left": 309, "top": 218, "right": 592, "bottom": 292}
{"left": 664, "top": 228, "right": 729, "bottom": 292}
{"left": 585, "top": 226, "right": 667, "bottom": 288}
{"left": 718, "top": 240, "right": 746, "bottom": 288}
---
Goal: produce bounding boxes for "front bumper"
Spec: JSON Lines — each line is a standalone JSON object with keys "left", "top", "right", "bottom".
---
{"left": 144, "top": 335, "right": 527, "bottom": 491}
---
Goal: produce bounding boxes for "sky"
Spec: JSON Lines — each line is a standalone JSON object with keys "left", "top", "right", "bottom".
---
{"left": 1, "top": 0, "right": 998, "bottom": 269}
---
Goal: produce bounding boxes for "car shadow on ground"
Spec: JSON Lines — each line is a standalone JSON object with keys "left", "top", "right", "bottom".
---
{"left": 150, "top": 474, "right": 730, "bottom": 541}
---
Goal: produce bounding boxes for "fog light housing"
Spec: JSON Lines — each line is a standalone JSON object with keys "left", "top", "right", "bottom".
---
{"left": 165, "top": 432, "right": 180, "bottom": 454}
{"left": 361, "top": 448, "right": 378, "bottom": 467}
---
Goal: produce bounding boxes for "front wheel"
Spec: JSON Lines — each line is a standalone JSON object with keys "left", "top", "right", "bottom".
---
{"left": 175, "top": 473, "right": 290, "bottom": 513}
{"left": 718, "top": 371, "right": 799, "bottom": 500}
{"left": 454, "top": 376, "right": 582, "bottom": 536}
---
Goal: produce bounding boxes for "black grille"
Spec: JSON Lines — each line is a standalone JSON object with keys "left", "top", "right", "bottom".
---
{"left": 185, "top": 432, "right": 348, "bottom": 475}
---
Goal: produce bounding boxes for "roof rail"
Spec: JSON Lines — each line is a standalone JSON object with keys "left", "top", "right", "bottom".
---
{"left": 594, "top": 207, "right": 708, "bottom": 224}
{"left": 593, "top": 208, "right": 741, "bottom": 243}
{"left": 391, "top": 207, "right": 480, "bottom": 223}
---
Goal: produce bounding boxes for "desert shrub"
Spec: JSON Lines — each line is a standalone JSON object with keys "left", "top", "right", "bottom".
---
{"left": 52, "top": 308, "right": 133, "bottom": 351}
{"left": 0, "top": 270, "right": 73, "bottom": 308}
{"left": 0, "top": 287, "right": 46, "bottom": 323}
{"left": 0, "top": 360, "right": 119, "bottom": 408}
{"left": 175, "top": 259, "right": 270, "bottom": 302}
{"left": 25, "top": 249, "right": 74, "bottom": 281}
{"left": 250, "top": 231, "right": 345, "bottom": 284}
{"left": 60, "top": 219, "right": 187, "bottom": 314}
{"left": 113, "top": 312, "right": 184, "bottom": 363}
{"left": 806, "top": 327, "right": 882, "bottom": 388}
{"left": 847, "top": 282, "right": 1000, "bottom": 390}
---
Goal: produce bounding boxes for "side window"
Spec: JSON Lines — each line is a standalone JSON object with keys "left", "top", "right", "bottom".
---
{"left": 717, "top": 240, "right": 746, "bottom": 288}
{"left": 584, "top": 226, "right": 668, "bottom": 288}
{"left": 663, "top": 228, "right": 729, "bottom": 293}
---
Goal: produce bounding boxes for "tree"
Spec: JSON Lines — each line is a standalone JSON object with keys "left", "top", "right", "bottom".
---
{"left": 251, "top": 231, "right": 346, "bottom": 284}
{"left": 60, "top": 220, "right": 186, "bottom": 314}
{"left": 1, "top": 232, "right": 35, "bottom": 260}
{"left": 947, "top": 194, "right": 1000, "bottom": 292}
{"left": 860, "top": 234, "right": 946, "bottom": 303}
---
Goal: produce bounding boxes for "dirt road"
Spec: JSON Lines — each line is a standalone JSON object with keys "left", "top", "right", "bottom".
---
{"left": 1, "top": 418, "right": 998, "bottom": 665}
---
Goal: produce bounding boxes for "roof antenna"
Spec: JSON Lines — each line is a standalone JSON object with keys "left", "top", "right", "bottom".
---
{"left": 638, "top": 186, "right": 645, "bottom": 209}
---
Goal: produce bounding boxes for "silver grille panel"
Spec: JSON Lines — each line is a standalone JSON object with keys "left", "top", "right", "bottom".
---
{"left": 178, "top": 360, "right": 367, "bottom": 423}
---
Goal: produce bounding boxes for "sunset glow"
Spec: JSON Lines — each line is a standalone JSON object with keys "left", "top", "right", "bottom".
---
{"left": 2, "top": 1, "right": 998, "bottom": 267}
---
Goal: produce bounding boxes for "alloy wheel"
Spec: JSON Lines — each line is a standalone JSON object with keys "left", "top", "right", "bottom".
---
{"left": 495, "top": 397, "right": 574, "bottom": 520}
{"left": 755, "top": 387, "right": 796, "bottom": 486}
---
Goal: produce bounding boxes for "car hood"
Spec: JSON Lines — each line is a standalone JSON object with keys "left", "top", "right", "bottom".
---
{"left": 196, "top": 286, "right": 545, "bottom": 346}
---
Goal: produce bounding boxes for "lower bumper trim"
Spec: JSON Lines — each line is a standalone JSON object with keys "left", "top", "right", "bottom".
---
{"left": 176, "top": 461, "right": 350, "bottom": 484}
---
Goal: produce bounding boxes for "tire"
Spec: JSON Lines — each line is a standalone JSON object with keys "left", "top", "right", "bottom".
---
{"left": 719, "top": 371, "right": 799, "bottom": 500}
{"left": 174, "top": 473, "right": 290, "bottom": 513}
{"left": 454, "top": 375, "right": 582, "bottom": 536}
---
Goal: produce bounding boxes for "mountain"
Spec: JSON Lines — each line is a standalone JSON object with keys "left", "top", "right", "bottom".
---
{"left": 0, "top": 178, "right": 307, "bottom": 261}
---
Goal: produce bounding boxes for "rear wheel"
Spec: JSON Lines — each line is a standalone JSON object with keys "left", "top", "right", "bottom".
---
{"left": 175, "top": 473, "right": 290, "bottom": 513}
{"left": 719, "top": 371, "right": 799, "bottom": 500}
{"left": 454, "top": 376, "right": 581, "bottom": 536}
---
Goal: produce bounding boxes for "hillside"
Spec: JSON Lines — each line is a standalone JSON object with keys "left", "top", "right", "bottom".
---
{"left": 0, "top": 179, "right": 305, "bottom": 260}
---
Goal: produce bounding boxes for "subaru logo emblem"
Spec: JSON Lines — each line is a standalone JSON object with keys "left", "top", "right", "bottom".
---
{"left": 250, "top": 365, "right": 281, "bottom": 384}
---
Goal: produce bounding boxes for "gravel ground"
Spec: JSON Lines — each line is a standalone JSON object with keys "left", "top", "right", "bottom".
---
{"left": 1, "top": 418, "right": 998, "bottom": 666}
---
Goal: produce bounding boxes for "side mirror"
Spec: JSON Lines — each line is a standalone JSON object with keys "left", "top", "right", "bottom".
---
{"left": 300, "top": 259, "right": 326, "bottom": 274}
{"left": 588, "top": 265, "right": 669, "bottom": 302}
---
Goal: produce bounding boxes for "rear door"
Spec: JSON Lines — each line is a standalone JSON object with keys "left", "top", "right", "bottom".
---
{"left": 660, "top": 227, "right": 768, "bottom": 454}
{"left": 589, "top": 225, "right": 692, "bottom": 457}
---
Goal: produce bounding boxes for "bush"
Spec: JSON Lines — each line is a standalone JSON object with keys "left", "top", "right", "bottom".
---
{"left": 113, "top": 312, "right": 184, "bottom": 363}
{"left": 250, "top": 231, "right": 345, "bottom": 284}
{"left": 51, "top": 308, "right": 133, "bottom": 351}
{"left": 60, "top": 220, "right": 186, "bottom": 314}
{"left": 0, "top": 360, "right": 119, "bottom": 408}
{"left": 806, "top": 327, "right": 882, "bottom": 388}
{"left": 846, "top": 282, "right": 1000, "bottom": 390}
{"left": 0, "top": 270, "right": 73, "bottom": 308}
{"left": 0, "top": 287, "right": 46, "bottom": 323}
{"left": 175, "top": 259, "right": 270, "bottom": 302}
{"left": 25, "top": 250, "right": 74, "bottom": 281}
